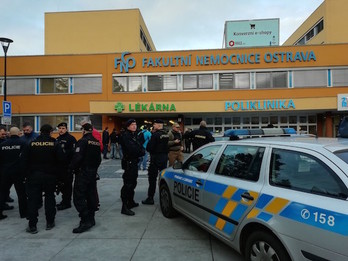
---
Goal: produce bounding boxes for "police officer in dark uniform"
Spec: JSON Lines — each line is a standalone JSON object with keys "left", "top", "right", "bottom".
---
{"left": 190, "top": 120, "right": 215, "bottom": 151}
{"left": 70, "top": 123, "right": 101, "bottom": 233}
{"left": 120, "top": 119, "right": 145, "bottom": 216}
{"left": 56, "top": 122, "right": 77, "bottom": 210}
{"left": 26, "top": 124, "right": 64, "bottom": 234}
{"left": 142, "top": 119, "right": 169, "bottom": 205}
{"left": 0, "top": 127, "right": 28, "bottom": 220}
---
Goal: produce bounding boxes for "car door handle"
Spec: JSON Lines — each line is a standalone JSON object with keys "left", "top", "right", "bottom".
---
{"left": 196, "top": 180, "right": 203, "bottom": 186}
{"left": 241, "top": 192, "right": 254, "bottom": 201}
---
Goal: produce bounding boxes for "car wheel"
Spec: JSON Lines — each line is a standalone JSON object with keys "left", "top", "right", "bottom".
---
{"left": 159, "top": 183, "right": 177, "bottom": 218}
{"left": 245, "top": 230, "right": 291, "bottom": 261}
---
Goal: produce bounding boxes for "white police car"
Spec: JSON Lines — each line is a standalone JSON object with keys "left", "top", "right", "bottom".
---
{"left": 159, "top": 128, "right": 348, "bottom": 261}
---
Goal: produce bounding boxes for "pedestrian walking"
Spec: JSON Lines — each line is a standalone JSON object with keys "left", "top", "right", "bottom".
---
{"left": 70, "top": 123, "right": 102, "bottom": 233}
{"left": 190, "top": 121, "right": 215, "bottom": 151}
{"left": 120, "top": 119, "right": 145, "bottom": 216}
{"left": 116, "top": 129, "right": 123, "bottom": 159}
{"left": 168, "top": 122, "right": 184, "bottom": 167}
{"left": 26, "top": 124, "right": 64, "bottom": 234}
{"left": 109, "top": 128, "right": 117, "bottom": 159}
{"left": 0, "top": 127, "right": 28, "bottom": 220}
{"left": 142, "top": 119, "right": 169, "bottom": 205}
{"left": 138, "top": 125, "right": 151, "bottom": 171}
{"left": 56, "top": 122, "right": 77, "bottom": 211}
{"left": 102, "top": 127, "right": 110, "bottom": 159}
{"left": 183, "top": 128, "right": 192, "bottom": 153}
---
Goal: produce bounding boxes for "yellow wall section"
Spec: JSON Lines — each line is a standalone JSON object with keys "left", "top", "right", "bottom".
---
{"left": 45, "top": 9, "right": 155, "bottom": 55}
{"left": 283, "top": 0, "right": 348, "bottom": 45}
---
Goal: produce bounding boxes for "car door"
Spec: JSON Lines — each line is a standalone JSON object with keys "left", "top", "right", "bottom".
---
{"left": 263, "top": 146, "right": 348, "bottom": 259}
{"left": 172, "top": 144, "right": 223, "bottom": 225}
{"left": 201, "top": 143, "right": 266, "bottom": 240}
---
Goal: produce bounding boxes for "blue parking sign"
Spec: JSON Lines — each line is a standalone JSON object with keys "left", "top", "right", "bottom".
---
{"left": 3, "top": 101, "right": 11, "bottom": 117}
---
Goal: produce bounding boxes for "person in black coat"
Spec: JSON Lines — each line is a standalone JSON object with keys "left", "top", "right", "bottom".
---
{"left": 0, "top": 127, "right": 28, "bottom": 220}
{"left": 190, "top": 121, "right": 215, "bottom": 151}
{"left": 142, "top": 119, "right": 169, "bottom": 205}
{"left": 56, "top": 122, "right": 77, "bottom": 210}
{"left": 102, "top": 127, "right": 110, "bottom": 159}
{"left": 119, "top": 119, "right": 145, "bottom": 216}
{"left": 70, "top": 123, "right": 102, "bottom": 233}
{"left": 26, "top": 124, "right": 64, "bottom": 234}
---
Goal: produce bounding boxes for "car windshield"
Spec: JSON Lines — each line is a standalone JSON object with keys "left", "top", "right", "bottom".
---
{"left": 334, "top": 150, "right": 348, "bottom": 164}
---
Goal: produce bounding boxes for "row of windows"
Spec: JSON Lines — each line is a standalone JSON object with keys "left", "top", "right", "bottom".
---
{"left": 184, "top": 115, "right": 317, "bottom": 135}
{"left": 0, "top": 76, "right": 102, "bottom": 95}
{"left": 113, "top": 68, "right": 348, "bottom": 92}
{"left": 6, "top": 114, "right": 102, "bottom": 132}
{"left": 1, "top": 67, "right": 348, "bottom": 95}
{"left": 296, "top": 19, "right": 324, "bottom": 45}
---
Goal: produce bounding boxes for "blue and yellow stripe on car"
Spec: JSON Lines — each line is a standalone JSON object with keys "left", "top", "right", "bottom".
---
{"left": 205, "top": 180, "right": 260, "bottom": 235}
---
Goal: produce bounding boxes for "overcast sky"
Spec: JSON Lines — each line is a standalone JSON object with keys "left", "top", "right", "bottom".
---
{"left": 1, "top": 0, "right": 324, "bottom": 56}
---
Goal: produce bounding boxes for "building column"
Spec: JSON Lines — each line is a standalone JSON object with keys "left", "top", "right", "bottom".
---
{"left": 317, "top": 114, "right": 323, "bottom": 137}
{"left": 325, "top": 112, "right": 333, "bottom": 137}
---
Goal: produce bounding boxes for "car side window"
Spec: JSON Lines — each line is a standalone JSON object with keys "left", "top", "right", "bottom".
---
{"left": 215, "top": 145, "right": 265, "bottom": 181}
{"left": 183, "top": 145, "right": 221, "bottom": 173}
{"left": 270, "top": 149, "right": 348, "bottom": 199}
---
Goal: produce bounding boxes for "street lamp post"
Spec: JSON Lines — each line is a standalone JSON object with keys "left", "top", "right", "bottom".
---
{"left": 0, "top": 37, "right": 13, "bottom": 102}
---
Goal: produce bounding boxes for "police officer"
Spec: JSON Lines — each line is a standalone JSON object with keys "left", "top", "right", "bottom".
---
{"left": 120, "top": 119, "right": 145, "bottom": 216}
{"left": 0, "top": 127, "right": 28, "bottom": 220}
{"left": 56, "top": 122, "right": 77, "bottom": 210}
{"left": 70, "top": 123, "right": 101, "bottom": 233}
{"left": 142, "top": 119, "right": 169, "bottom": 205}
{"left": 190, "top": 120, "right": 215, "bottom": 151}
{"left": 26, "top": 124, "right": 64, "bottom": 234}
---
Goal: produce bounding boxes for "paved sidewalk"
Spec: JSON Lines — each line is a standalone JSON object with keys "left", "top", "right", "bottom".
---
{"left": 0, "top": 159, "right": 243, "bottom": 261}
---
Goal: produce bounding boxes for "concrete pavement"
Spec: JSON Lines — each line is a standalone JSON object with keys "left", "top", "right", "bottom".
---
{"left": 0, "top": 158, "right": 243, "bottom": 261}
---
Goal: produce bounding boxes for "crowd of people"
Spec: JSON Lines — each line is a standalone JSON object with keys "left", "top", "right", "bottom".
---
{"left": 0, "top": 119, "right": 215, "bottom": 234}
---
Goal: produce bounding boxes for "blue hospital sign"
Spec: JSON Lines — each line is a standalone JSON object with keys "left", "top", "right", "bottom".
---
{"left": 338, "top": 94, "right": 348, "bottom": 111}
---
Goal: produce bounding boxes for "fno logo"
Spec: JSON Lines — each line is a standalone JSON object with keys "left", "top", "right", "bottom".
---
{"left": 114, "top": 52, "right": 136, "bottom": 73}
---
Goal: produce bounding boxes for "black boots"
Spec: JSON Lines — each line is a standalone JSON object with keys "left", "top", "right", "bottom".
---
{"left": 72, "top": 222, "right": 93, "bottom": 233}
{"left": 121, "top": 204, "right": 135, "bottom": 216}
{"left": 26, "top": 225, "right": 38, "bottom": 234}
{"left": 142, "top": 197, "right": 154, "bottom": 205}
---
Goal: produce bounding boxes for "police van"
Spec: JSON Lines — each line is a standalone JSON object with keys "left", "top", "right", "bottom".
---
{"left": 158, "top": 128, "right": 348, "bottom": 261}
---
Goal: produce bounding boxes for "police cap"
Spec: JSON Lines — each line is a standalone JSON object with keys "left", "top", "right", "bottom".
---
{"left": 57, "top": 122, "right": 67, "bottom": 128}
{"left": 40, "top": 124, "right": 53, "bottom": 134}
{"left": 126, "top": 119, "right": 136, "bottom": 127}
{"left": 153, "top": 119, "right": 164, "bottom": 124}
{"left": 81, "top": 123, "right": 93, "bottom": 132}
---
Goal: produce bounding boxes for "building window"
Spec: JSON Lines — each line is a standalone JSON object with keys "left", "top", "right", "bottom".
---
{"left": 255, "top": 71, "right": 287, "bottom": 89}
{"left": 11, "top": 116, "right": 35, "bottom": 130}
{"left": 73, "top": 115, "right": 102, "bottom": 131}
{"left": 183, "top": 74, "right": 213, "bottom": 90}
{"left": 39, "top": 78, "right": 69, "bottom": 94}
{"left": 113, "top": 76, "right": 142, "bottom": 92}
{"left": 148, "top": 75, "right": 177, "bottom": 91}
{"left": 140, "top": 27, "right": 152, "bottom": 52}
{"left": 40, "top": 115, "right": 69, "bottom": 130}
{"left": 219, "top": 72, "right": 250, "bottom": 89}
{"left": 4, "top": 78, "right": 35, "bottom": 95}
{"left": 332, "top": 68, "right": 348, "bottom": 87}
{"left": 293, "top": 70, "right": 327, "bottom": 88}
{"left": 74, "top": 77, "right": 102, "bottom": 93}
{"left": 295, "top": 19, "right": 324, "bottom": 45}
